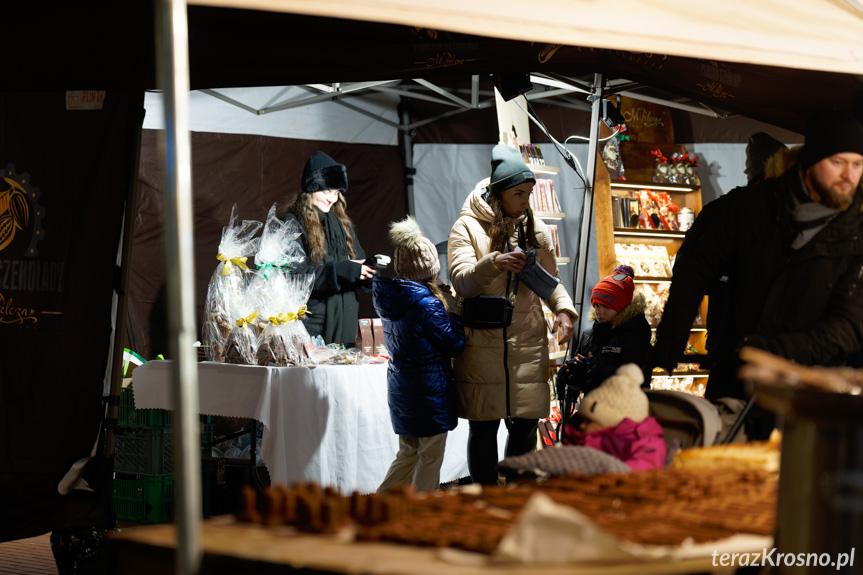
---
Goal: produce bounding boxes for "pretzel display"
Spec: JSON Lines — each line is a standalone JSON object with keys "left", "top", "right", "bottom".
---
{"left": 236, "top": 465, "right": 777, "bottom": 554}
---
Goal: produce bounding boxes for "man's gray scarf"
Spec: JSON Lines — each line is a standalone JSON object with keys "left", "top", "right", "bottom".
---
{"left": 789, "top": 167, "right": 841, "bottom": 250}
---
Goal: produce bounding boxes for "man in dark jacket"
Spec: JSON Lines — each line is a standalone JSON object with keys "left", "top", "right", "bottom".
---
{"left": 653, "top": 109, "right": 863, "bottom": 429}
{"left": 703, "top": 132, "right": 788, "bottom": 356}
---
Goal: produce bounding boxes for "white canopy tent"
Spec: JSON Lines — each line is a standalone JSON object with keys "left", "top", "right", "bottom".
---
{"left": 192, "top": 0, "right": 863, "bottom": 75}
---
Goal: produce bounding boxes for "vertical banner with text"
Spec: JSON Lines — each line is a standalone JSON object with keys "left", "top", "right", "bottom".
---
{"left": 0, "top": 90, "right": 144, "bottom": 538}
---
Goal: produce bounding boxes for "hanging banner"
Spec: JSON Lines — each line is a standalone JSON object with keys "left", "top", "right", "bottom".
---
{"left": 0, "top": 90, "right": 144, "bottom": 540}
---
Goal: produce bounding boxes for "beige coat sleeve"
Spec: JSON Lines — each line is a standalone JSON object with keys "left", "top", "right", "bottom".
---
{"left": 448, "top": 218, "right": 502, "bottom": 299}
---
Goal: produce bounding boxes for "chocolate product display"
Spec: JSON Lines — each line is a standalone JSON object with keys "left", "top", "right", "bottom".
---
{"left": 203, "top": 204, "right": 316, "bottom": 366}
{"left": 236, "top": 466, "right": 777, "bottom": 554}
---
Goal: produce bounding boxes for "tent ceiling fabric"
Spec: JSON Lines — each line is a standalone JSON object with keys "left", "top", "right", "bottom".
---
{"left": 190, "top": 0, "right": 863, "bottom": 74}
{"left": 183, "top": 8, "right": 862, "bottom": 134}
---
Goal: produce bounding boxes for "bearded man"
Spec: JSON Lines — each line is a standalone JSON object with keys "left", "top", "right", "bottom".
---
{"left": 652, "top": 108, "right": 863, "bottom": 433}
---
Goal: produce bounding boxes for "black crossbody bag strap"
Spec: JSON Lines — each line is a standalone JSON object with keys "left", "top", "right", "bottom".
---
{"left": 503, "top": 274, "right": 512, "bottom": 426}
{"left": 504, "top": 223, "right": 526, "bottom": 427}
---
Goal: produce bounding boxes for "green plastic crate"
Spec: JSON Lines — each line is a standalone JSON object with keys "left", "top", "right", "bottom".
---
{"left": 113, "top": 472, "right": 213, "bottom": 524}
{"left": 113, "top": 474, "right": 174, "bottom": 523}
{"left": 118, "top": 387, "right": 173, "bottom": 428}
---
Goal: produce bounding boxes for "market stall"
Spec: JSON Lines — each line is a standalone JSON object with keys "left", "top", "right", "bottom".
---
{"left": 7, "top": 0, "right": 863, "bottom": 571}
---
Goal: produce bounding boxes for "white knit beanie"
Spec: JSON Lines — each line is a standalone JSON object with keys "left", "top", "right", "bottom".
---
{"left": 389, "top": 216, "right": 440, "bottom": 281}
{"left": 580, "top": 364, "right": 648, "bottom": 429}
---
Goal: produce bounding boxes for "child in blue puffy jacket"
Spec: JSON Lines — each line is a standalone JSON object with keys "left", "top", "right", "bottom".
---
{"left": 373, "top": 216, "right": 466, "bottom": 492}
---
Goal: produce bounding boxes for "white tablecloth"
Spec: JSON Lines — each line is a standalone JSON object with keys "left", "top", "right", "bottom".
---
{"left": 132, "top": 360, "right": 506, "bottom": 494}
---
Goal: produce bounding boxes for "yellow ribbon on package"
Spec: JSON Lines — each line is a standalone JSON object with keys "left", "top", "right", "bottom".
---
{"left": 217, "top": 253, "right": 250, "bottom": 275}
{"left": 236, "top": 312, "right": 260, "bottom": 327}
{"left": 268, "top": 313, "right": 288, "bottom": 325}
{"left": 284, "top": 306, "right": 310, "bottom": 323}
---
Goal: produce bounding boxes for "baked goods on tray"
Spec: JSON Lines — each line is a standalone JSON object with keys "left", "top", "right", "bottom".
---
{"left": 672, "top": 429, "right": 781, "bottom": 472}
{"left": 237, "top": 464, "right": 777, "bottom": 554}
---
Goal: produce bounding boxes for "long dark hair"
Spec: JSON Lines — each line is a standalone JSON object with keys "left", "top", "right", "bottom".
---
{"left": 486, "top": 193, "right": 539, "bottom": 252}
{"left": 281, "top": 192, "right": 358, "bottom": 263}
{"left": 420, "top": 278, "right": 449, "bottom": 312}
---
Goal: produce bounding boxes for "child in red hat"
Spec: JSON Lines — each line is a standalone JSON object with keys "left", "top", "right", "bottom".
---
{"left": 557, "top": 265, "right": 652, "bottom": 400}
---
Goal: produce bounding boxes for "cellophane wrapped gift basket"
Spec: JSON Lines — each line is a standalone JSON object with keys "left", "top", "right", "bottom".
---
{"left": 202, "top": 204, "right": 263, "bottom": 363}
{"left": 249, "top": 204, "right": 315, "bottom": 366}
{"left": 253, "top": 273, "right": 315, "bottom": 366}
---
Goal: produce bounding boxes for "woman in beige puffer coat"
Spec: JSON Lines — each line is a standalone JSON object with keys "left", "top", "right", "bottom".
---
{"left": 448, "top": 144, "right": 578, "bottom": 484}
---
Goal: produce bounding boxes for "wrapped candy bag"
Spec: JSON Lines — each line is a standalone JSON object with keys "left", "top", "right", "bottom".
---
{"left": 670, "top": 152, "right": 690, "bottom": 185}
{"left": 654, "top": 191, "right": 680, "bottom": 231}
{"left": 637, "top": 283, "right": 669, "bottom": 328}
{"left": 637, "top": 190, "right": 660, "bottom": 229}
{"left": 601, "top": 137, "right": 625, "bottom": 180}
{"left": 685, "top": 153, "right": 701, "bottom": 187}
{"left": 202, "top": 204, "right": 263, "bottom": 362}
{"left": 251, "top": 269, "right": 290, "bottom": 365}
{"left": 280, "top": 273, "right": 315, "bottom": 366}
{"left": 637, "top": 190, "right": 680, "bottom": 231}
{"left": 251, "top": 271, "right": 315, "bottom": 366}
{"left": 247, "top": 203, "right": 314, "bottom": 366}
{"left": 254, "top": 203, "right": 306, "bottom": 274}
{"left": 651, "top": 148, "right": 670, "bottom": 184}
{"left": 224, "top": 289, "right": 263, "bottom": 365}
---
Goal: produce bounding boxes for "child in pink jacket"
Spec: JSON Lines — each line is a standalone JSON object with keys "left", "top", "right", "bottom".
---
{"left": 561, "top": 363, "right": 666, "bottom": 470}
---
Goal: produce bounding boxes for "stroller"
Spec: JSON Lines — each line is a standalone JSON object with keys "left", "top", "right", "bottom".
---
{"left": 646, "top": 389, "right": 722, "bottom": 465}
{"left": 547, "top": 383, "right": 745, "bottom": 464}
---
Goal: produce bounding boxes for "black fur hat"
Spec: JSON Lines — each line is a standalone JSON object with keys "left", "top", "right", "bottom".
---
{"left": 301, "top": 151, "right": 348, "bottom": 193}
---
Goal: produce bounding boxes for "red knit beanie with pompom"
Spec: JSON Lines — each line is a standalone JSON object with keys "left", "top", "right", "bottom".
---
{"left": 591, "top": 265, "right": 635, "bottom": 312}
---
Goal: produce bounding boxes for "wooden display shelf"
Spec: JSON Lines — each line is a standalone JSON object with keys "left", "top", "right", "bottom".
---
{"left": 610, "top": 180, "right": 698, "bottom": 193}
{"left": 528, "top": 163, "right": 560, "bottom": 174}
{"left": 534, "top": 211, "right": 565, "bottom": 220}
{"left": 652, "top": 370, "right": 711, "bottom": 378}
{"left": 613, "top": 227, "right": 687, "bottom": 239}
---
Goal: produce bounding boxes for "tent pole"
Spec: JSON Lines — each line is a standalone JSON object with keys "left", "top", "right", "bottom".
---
{"left": 155, "top": 0, "right": 202, "bottom": 573}
{"left": 573, "top": 73, "right": 604, "bottom": 339}
{"left": 402, "top": 109, "right": 416, "bottom": 215}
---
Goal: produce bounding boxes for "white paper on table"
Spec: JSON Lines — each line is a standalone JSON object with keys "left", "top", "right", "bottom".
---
{"left": 486, "top": 491, "right": 774, "bottom": 566}
{"left": 490, "top": 492, "right": 637, "bottom": 565}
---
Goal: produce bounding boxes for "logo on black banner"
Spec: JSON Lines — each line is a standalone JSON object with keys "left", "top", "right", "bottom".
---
{"left": 0, "top": 165, "right": 58, "bottom": 328}
{"left": 0, "top": 164, "right": 44, "bottom": 257}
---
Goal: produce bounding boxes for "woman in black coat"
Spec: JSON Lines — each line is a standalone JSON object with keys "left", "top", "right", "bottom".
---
{"left": 281, "top": 151, "right": 376, "bottom": 345}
